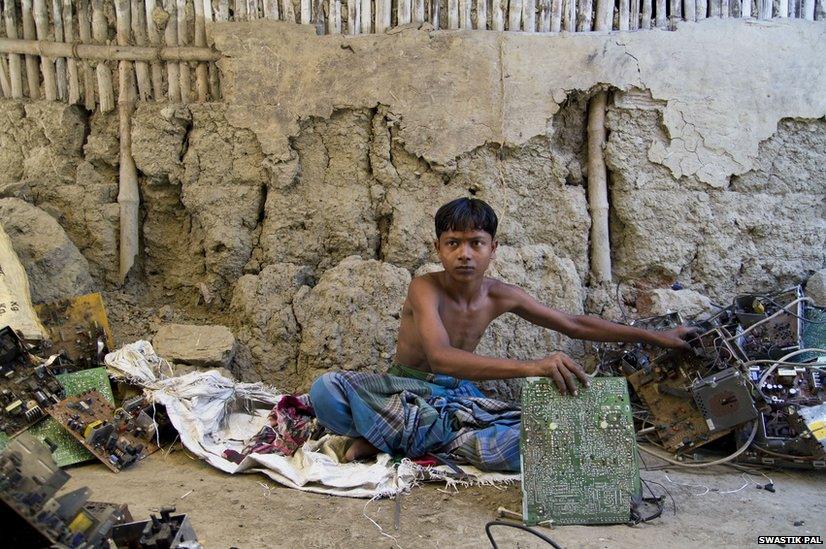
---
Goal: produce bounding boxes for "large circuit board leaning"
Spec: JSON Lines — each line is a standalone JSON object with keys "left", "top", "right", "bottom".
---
{"left": 521, "top": 377, "right": 641, "bottom": 525}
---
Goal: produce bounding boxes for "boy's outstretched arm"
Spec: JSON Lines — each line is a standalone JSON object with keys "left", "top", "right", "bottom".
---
{"left": 503, "top": 284, "right": 697, "bottom": 349}
{"left": 409, "top": 278, "right": 590, "bottom": 395}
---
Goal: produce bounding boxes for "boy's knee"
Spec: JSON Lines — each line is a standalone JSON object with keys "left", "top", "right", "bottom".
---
{"left": 309, "top": 372, "right": 358, "bottom": 437}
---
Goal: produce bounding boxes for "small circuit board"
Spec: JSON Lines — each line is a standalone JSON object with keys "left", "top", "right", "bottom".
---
{"left": 48, "top": 391, "right": 159, "bottom": 472}
{"left": 521, "top": 377, "right": 640, "bottom": 525}
{"left": 0, "top": 326, "right": 65, "bottom": 437}
{"left": 34, "top": 293, "right": 114, "bottom": 371}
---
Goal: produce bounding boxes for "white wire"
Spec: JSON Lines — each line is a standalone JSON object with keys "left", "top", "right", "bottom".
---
{"left": 637, "top": 420, "right": 758, "bottom": 468}
{"left": 724, "top": 297, "right": 812, "bottom": 342}
{"left": 757, "top": 348, "right": 826, "bottom": 394}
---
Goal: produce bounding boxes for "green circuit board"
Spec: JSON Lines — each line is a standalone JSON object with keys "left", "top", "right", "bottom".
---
{"left": 521, "top": 376, "right": 640, "bottom": 525}
{"left": 0, "top": 368, "right": 114, "bottom": 466}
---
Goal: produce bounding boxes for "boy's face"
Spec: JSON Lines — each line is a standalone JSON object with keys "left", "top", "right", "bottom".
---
{"left": 434, "top": 230, "right": 498, "bottom": 282}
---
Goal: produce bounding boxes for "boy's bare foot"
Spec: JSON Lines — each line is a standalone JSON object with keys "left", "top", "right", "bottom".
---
{"left": 343, "top": 437, "right": 379, "bottom": 462}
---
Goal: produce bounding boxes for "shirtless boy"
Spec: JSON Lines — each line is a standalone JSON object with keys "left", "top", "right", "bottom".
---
{"left": 309, "top": 197, "right": 695, "bottom": 472}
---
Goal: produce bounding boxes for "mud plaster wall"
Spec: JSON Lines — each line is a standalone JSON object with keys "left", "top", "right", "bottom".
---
{"left": 0, "top": 19, "right": 824, "bottom": 394}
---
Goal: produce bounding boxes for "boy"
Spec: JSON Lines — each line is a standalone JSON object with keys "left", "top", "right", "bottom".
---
{"left": 309, "top": 198, "right": 695, "bottom": 472}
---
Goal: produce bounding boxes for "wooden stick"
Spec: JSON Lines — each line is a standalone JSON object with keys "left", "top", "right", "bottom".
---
{"left": 447, "top": 0, "right": 458, "bottom": 28}
{"left": 376, "top": 0, "right": 390, "bottom": 31}
{"left": 802, "top": 0, "right": 814, "bottom": 19}
{"left": 684, "top": 0, "right": 695, "bottom": 20}
{"left": 400, "top": 0, "right": 412, "bottom": 25}
{"left": 550, "top": 0, "right": 562, "bottom": 30}
{"left": 360, "top": 0, "right": 370, "bottom": 29}
{"left": 594, "top": 0, "right": 611, "bottom": 29}
{"left": 115, "top": 0, "right": 139, "bottom": 284}
{"left": 61, "top": 0, "right": 79, "bottom": 103}
{"left": 194, "top": 0, "right": 208, "bottom": 99}
{"left": 349, "top": 0, "right": 360, "bottom": 32}
{"left": 776, "top": 0, "right": 787, "bottom": 16}
{"left": 163, "top": 0, "right": 180, "bottom": 100}
{"left": 282, "top": 0, "right": 295, "bottom": 21}
{"left": 235, "top": 0, "right": 247, "bottom": 20}
{"left": 641, "top": 0, "right": 651, "bottom": 26}
{"left": 492, "top": 0, "right": 504, "bottom": 29}
{"left": 131, "top": 0, "right": 152, "bottom": 101}
{"left": 431, "top": 0, "right": 440, "bottom": 27}
{"left": 218, "top": 0, "right": 229, "bottom": 20}
{"left": 523, "top": 0, "right": 536, "bottom": 30}
{"left": 328, "top": 0, "right": 341, "bottom": 33}
{"left": 539, "top": 0, "right": 550, "bottom": 30}
{"left": 145, "top": 0, "right": 164, "bottom": 98}
{"left": 300, "top": 0, "right": 310, "bottom": 22}
{"left": 177, "top": 0, "right": 190, "bottom": 102}
{"left": 587, "top": 90, "right": 611, "bottom": 284}
{"left": 508, "top": 0, "right": 522, "bottom": 30}
{"left": 459, "top": 0, "right": 470, "bottom": 27}
{"left": 0, "top": 37, "right": 219, "bottom": 60}
{"left": 629, "top": 0, "right": 638, "bottom": 28}
{"left": 476, "top": 0, "right": 487, "bottom": 28}
{"left": 710, "top": 0, "right": 720, "bottom": 16}
{"left": 619, "top": 0, "right": 629, "bottom": 28}
{"left": 91, "top": 0, "right": 114, "bottom": 111}
{"left": 414, "top": 0, "right": 424, "bottom": 22}
{"left": 697, "top": 0, "right": 707, "bottom": 19}
{"left": 33, "top": 0, "right": 57, "bottom": 100}
{"left": 655, "top": 0, "right": 666, "bottom": 26}
{"left": 247, "top": 0, "right": 258, "bottom": 19}
{"left": 562, "top": 0, "right": 574, "bottom": 29}
{"left": 4, "top": 0, "right": 24, "bottom": 98}
{"left": 577, "top": 0, "right": 592, "bottom": 29}
{"left": 263, "top": 0, "right": 278, "bottom": 20}
{"left": 668, "top": 0, "right": 680, "bottom": 27}
{"left": 51, "top": 0, "right": 67, "bottom": 99}
{"left": 21, "top": 0, "right": 40, "bottom": 98}
{"left": 0, "top": 55, "right": 10, "bottom": 97}
{"left": 77, "top": 0, "right": 95, "bottom": 108}
{"left": 721, "top": 0, "right": 729, "bottom": 16}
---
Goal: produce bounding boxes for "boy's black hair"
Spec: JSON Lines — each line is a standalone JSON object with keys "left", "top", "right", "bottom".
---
{"left": 434, "top": 197, "right": 498, "bottom": 239}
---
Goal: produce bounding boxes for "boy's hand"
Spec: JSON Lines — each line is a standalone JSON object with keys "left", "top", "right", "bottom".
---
{"left": 655, "top": 326, "right": 700, "bottom": 350}
{"left": 532, "top": 352, "right": 590, "bottom": 396}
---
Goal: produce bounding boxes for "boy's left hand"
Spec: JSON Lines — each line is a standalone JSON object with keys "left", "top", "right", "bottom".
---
{"left": 656, "top": 326, "right": 700, "bottom": 350}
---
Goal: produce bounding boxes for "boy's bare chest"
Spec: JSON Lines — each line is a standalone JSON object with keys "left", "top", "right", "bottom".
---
{"left": 439, "top": 301, "right": 498, "bottom": 351}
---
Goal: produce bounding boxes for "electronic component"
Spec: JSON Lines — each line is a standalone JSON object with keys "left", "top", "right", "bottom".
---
{"left": 0, "top": 326, "right": 65, "bottom": 437}
{"left": 111, "top": 507, "right": 201, "bottom": 549}
{"left": 34, "top": 293, "right": 114, "bottom": 372}
{"left": 48, "top": 391, "right": 159, "bottom": 472}
{"left": 521, "top": 377, "right": 640, "bottom": 525}
{"left": 691, "top": 368, "right": 757, "bottom": 432}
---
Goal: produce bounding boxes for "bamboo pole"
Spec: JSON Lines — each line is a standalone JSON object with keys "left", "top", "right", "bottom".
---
{"left": 21, "top": 0, "right": 40, "bottom": 98}
{"left": 721, "top": 0, "right": 729, "bottom": 16}
{"left": 218, "top": 0, "right": 229, "bottom": 19}
{"left": 562, "top": 0, "right": 574, "bottom": 29}
{"left": 641, "top": 0, "right": 651, "bottom": 26}
{"left": 476, "top": 0, "right": 486, "bottom": 28}
{"left": 33, "top": 0, "right": 57, "bottom": 100}
{"left": 550, "top": 0, "right": 561, "bottom": 29}
{"left": 360, "top": 0, "right": 370, "bottom": 29}
{"left": 0, "top": 55, "right": 9, "bottom": 97}
{"left": 248, "top": 0, "right": 258, "bottom": 18}
{"left": 668, "top": 0, "right": 680, "bottom": 27}
{"left": 131, "top": 0, "right": 151, "bottom": 100}
{"left": 348, "top": 0, "right": 360, "bottom": 32}
{"left": 376, "top": 0, "right": 390, "bottom": 31}
{"left": 193, "top": 0, "right": 208, "bottom": 99}
{"left": 629, "top": 0, "right": 638, "bottom": 28}
{"left": 431, "top": 0, "right": 440, "bottom": 27}
{"left": 91, "top": 0, "right": 114, "bottom": 111}
{"left": 709, "top": 0, "right": 720, "bottom": 15}
{"left": 163, "top": 0, "right": 179, "bottom": 100}
{"left": 328, "top": 0, "right": 341, "bottom": 33}
{"left": 757, "top": 0, "right": 769, "bottom": 17}
{"left": 577, "top": 0, "right": 591, "bottom": 29}
{"left": 697, "top": 0, "right": 707, "bottom": 19}
{"left": 235, "top": 0, "right": 247, "bottom": 20}
{"left": 594, "top": 0, "right": 611, "bottom": 29}
{"left": 0, "top": 36, "right": 218, "bottom": 60}
{"left": 400, "top": 0, "right": 412, "bottom": 25}
{"left": 115, "top": 0, "right": 139, "bottom": 284}
{"left": 3, "top": 0, "right": 24, "bottom": 98}
{"left": 145, "top": 0, "right": 163, "bottom": 98}
{"left": 655, "top": 0, "right": 665, "bottom": 26}
{"left": 414, "top": 0, "right": 424, "bottom": 22}
{"left": 447, "top": 0, "right": 458, "bottom": 28}
{"left": 51, "top": 0, "right": 67, "bottom": 99}
{"left": 802, "top": 0, "right": 813, "bottom": 19}
{"left": 176, "top": 0, "right": 190, "bottom": 101}
{"left": 262, "top": 0, "right": 277, "bottom": 17}
{"left": 539, "top": 0, "right": 550, "bottom": 30}
{"left": 508, "top": 0, "right": 522, "bottom": 29}
{"left": 459, "top": 0, "right": 470, "bottom": 27}
{"left": 587, "top": 91, "right": 611, "bottom": 284}
{"left": 300, "top": 0, "right": 310, "bottom": 22}
{"left": 776, "top": 0, "right": 787, "bottom": 15}
{"left": 523, "top": 0, "right": 535, "bottom": 30}
{"left": 492, "top": 0, "right": 504, "bottom": 29}
{"left": 684, "top": 0, "right": 695, "bottom": 20}
{"left": 61, "top": 0, "right": 79, "bottom": 103}
{"left": 282, "top": 0, "right": 295, "bottom": 21}
{"left": 619, "top": 0, "right": 629, "bottom": 28}
{"left": 77, "top": 0, "right": 95, "bottom": 108}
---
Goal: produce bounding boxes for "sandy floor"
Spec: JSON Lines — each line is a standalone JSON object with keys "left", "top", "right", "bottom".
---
{"left": 61, "top": 449, "right": 825, "bottom": 548}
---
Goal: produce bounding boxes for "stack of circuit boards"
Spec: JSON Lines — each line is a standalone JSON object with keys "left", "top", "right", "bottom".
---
{"left": 521, "top": 377, "right": 640, "bottom": 525}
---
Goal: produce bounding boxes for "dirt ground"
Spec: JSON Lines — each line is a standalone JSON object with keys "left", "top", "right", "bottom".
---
{"left": 62, "top": 449, "right": 825, "bottom": 548}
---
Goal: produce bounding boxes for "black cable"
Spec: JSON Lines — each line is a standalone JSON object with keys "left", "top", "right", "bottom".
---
{"left": 641, "top": 478, "right": 677, "bottom": 517}
{"left": 485, "top": 520, "right": 563, "bottom": 549}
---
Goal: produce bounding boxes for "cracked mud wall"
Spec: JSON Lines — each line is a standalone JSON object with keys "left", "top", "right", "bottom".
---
{"left": 0, "top": 19, "right": 824, "bottom": 394}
